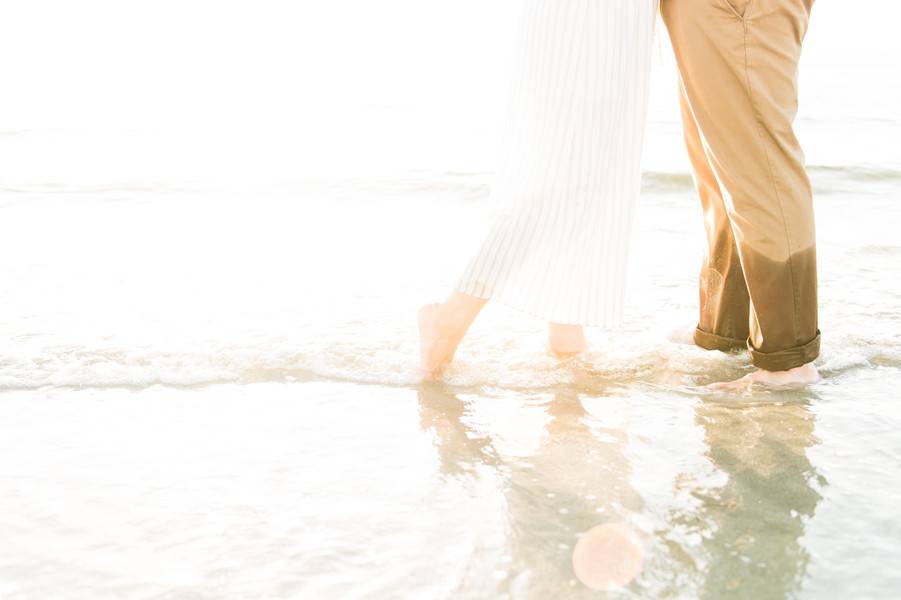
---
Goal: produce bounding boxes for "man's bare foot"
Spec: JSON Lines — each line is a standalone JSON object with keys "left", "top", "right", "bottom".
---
{"left": 708, "top": 361, "right": 820, "bottom": 391}
{"left": 548, "top": 322, "right": 587, "bottom": 358}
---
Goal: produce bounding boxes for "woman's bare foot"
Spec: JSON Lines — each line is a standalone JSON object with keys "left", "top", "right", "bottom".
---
{"left": 418, "top": 304, "right": 458, "bottom": 378}
{"left": 548, "top": 322, "right": 587, "bottom": 358}
{"left": 708, "top": 361, "right": 820, "bottom": 391}
{"left": 418, "top": 293, "right": 488, "bottom": 378}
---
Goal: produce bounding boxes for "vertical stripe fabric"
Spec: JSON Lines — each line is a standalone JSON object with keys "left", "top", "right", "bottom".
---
{"left": 457, "top": 0, "right": 658, "bottom": 327}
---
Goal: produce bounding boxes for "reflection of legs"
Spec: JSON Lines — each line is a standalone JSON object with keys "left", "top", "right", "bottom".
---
{"left": 417, "top": 382, "right": 495, "bottom": 471}
{"left": 693, "top": 398, "right": 822, "bottom": 598}
{"left": 663, "top": 0, "right": 820, "bottom": 384}
{"left": 679, "top": 86, "right": 750, "bottom": 350}
{"left": 543, "top": 394, "right": 643, "bottom": 591}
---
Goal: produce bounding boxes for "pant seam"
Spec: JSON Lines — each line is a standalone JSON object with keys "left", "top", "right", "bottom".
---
{"left": 739, "top": 18, "right": 803, "bottom": 346}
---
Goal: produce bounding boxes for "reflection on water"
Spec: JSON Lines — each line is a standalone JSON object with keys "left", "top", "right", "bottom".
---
{"left": 419, "top": 383, "right": 640, "bottom": 597}
{"left": 1, "top": 376, "right": 896, "bottom": 598}
{"left": 706, "top": 398, "right": 823, "bottom": 597}
{"left": 674, "top": 393, "right": 825, "bottom": 599}
{"left": 419, "top": 383, "right": 825, "bottom": 598}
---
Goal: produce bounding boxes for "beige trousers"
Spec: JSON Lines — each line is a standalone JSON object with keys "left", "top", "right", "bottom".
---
{"left": 661, "top": 0, "right": 820, "bottom": 371}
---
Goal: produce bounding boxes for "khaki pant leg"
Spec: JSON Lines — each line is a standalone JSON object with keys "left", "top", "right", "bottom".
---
{"left": 679, "top": 83, "right": 750, "bottom": 351}
{"left": 662, "top": 0, "right": 820, "bottom": 371}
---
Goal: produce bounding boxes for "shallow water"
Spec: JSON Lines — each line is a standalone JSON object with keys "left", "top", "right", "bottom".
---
{"left": 2, "top": 171, "right": 900, "bottom": 598}
{"left": 2, "top": 2, "right": 901, "bottom": 598}
{"left": 2, "top": 375, "right": 901, "bottom": 599}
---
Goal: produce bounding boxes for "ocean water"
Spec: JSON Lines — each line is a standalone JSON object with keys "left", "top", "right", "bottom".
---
{"left": 1, "top": 2, "right": 901, "bottom": 598}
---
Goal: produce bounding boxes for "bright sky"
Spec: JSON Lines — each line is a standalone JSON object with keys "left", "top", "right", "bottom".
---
{"left": 0, "top": 1, "right": 898, "bottom": 129}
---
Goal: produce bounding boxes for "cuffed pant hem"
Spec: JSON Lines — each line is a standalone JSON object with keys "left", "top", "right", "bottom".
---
{"left": 694, "top": 326, "right": 747, "bottom": 352}
{"left": 749, "top": 331, "right": 821, "bottom": 372}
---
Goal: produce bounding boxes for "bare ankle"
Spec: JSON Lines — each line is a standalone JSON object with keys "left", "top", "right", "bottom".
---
{"left": 548, "top": 322, "right": 587, "bottom": 355}
{"left": 436, "top": 303, "right": 471, "bottom": 332}
{"left": 440, "top": 293, "right": 488, "bottom": 332}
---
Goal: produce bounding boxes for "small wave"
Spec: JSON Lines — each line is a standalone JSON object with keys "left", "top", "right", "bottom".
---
{"left": 305, "top": 172, "right": 493, "bottom": 201}
{"left": 0, "top": 336, "right": 672, "bottom": 392}
{"left": 0, "top": 342, "right": 425, "bottom": 392}
{"left": 0, "top": 182, "right": 189, "bottom": 196}
{"left": 0, "top": 326, "right": 881, "bottom": 393}
{"left": 847, "top": 245, "right": 901, "bottom": 258}
{"left": 798, "top": 116, "right": 901, "bottom": 126}
{"left": 0, "top": 329, "right": 894, "bottom": 393}
{"left": 1, "top": 164, "right": 895, "bottom": 203}
{"left": 642, "top": 171, "right": 694, "bottom": 193}
{"left": 808, "top": 165, "right": 901, "bottom": 183}
{"left": 323, "top": 165, "right": 900, "bottom": 199}
{"left": 641, "top": 165, "right": 901, "bottom": 196}
{"left": 309, "top": 170, "right": 699, "bottom": 198}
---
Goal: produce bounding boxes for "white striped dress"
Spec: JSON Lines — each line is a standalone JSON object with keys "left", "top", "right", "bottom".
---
{"left": 457, "top": 0, "right": 658, "bottom": 326}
